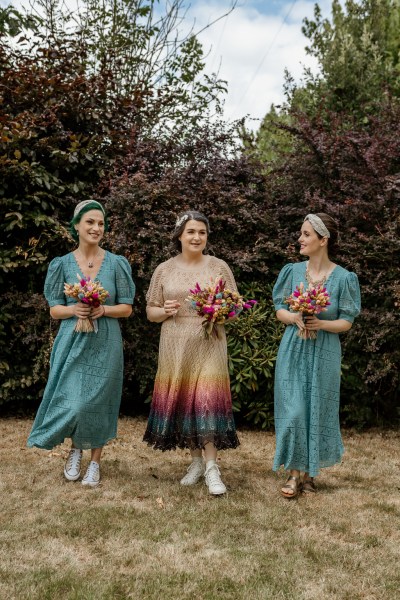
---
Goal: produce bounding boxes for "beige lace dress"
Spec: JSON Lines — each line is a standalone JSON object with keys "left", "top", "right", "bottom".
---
{"left": 143, "top": 255, "right": 240, "bottom": 451}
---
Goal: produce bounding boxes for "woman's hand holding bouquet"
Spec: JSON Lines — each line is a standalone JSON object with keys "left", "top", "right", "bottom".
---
{"left": 64, "top": 274, "right": 109, "bottom": 333}
{"left": 285, "top": 282, "right": 331, "bottom": 340}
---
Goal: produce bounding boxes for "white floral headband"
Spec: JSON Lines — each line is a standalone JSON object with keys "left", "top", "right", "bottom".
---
{"left": 304, "top": 214, "right": 331, "bottom": 238}
{"left": 175, "top": 214, "right": 189, "bottom": 229}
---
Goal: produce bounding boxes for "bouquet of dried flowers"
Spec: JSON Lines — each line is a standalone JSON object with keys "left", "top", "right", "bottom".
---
{"left": 285, "top": 282, "right": 331, "bottom": 340}
{"left": 64, "top": 274, "right": 109, "bottom": 333}
{"left": 187, "top": 277, "right": 256, "bottom": 338}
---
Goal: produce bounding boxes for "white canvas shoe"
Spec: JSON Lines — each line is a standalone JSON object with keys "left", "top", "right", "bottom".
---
{"left": 81, "top": 461, "right": 100, "bottom": 487}
{"left": 180, "top": 459, "right": 204, "bottom": 485}
{"left": 64, "top": 448, "right": 82, "bottom": 481}
{"left": 204, "top": 463, "right": 226, "bottom": 495}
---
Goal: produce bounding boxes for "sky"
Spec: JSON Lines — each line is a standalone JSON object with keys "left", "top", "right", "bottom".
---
{"left": 3, "top": 0, "right": 334, "bottom": 129}
{"left": 184, "top": 0, "right": 333, "bottom": 127}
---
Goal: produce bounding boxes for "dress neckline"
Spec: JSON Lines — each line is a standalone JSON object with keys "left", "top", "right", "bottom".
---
{"left": 71, "top": 250, "right": 107, "bottom": 281}
{"left": 171, "top": 255, "right": 213, "bottom": 272}
{"left": 304, "top": 261, "right": 338, "bottom": 286}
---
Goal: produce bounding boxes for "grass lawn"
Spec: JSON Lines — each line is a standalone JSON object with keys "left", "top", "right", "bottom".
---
{"left": 0, "top": 417, "right": 399, "bottom": 600}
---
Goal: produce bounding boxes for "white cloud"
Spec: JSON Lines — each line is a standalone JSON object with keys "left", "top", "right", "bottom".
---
{"left": 187, "top": 0, "right": 333, "bottom": 128}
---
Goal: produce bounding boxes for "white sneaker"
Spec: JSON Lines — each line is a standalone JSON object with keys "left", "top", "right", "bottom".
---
{"left": 81, "top": 461, "right": 100, "bottom": 487}
{"left": 180, "top": 460, "right": 204, "bottom": 485}
{"left": 64, "top": 448, "right": 82, "bottom": 481}
{"left": 204, "top": 463, "right": 227, "bottom": 495}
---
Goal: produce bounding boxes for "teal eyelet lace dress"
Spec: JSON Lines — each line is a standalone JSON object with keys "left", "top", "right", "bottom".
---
{"left": 27, "top": 251, "right": 135, "bottom": 450}
{"left": 272, "top": 262, "right": 361, "bottom": 477}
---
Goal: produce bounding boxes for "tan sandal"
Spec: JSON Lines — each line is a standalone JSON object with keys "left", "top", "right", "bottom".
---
{"left": 302, "top": 478, "right": 316, "bottom": 493}
{"left": 281, "top": 475, "right": 300, "bottom": 498}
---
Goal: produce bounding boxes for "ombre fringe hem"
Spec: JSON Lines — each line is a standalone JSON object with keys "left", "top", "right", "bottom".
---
{"left": 143, "top": 430, "right": 240, "bottom": 452}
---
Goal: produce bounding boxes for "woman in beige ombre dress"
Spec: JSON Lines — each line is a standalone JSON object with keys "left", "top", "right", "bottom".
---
{"left": 143, "top": 211, "right": 240, "bottom": 495}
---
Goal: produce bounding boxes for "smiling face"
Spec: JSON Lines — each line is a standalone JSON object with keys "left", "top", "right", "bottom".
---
{"left": 298, "top": 220, "right": 327, "bottom": 257}
{"left": 179, "top": 219, "right": 208, "bottom": 255}
{"left": 74, "top": 209, "right": 105, "bottom": 246}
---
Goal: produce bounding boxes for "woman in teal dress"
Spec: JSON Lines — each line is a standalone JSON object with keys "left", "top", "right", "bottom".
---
{"left": 28, "top": 200, "right": 135, "bottom": 487}
{"left": 272, "top": 213, "right": 361, "bottom": 498}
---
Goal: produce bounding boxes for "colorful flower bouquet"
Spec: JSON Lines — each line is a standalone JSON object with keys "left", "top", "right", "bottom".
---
{"left": 285, "top": 282, "right": 331, "bottom": 340}
{"left": 64, "top": 274, "right": 109, "bottom": 333}
{"left": 187, "top": 277, "right": 257, "bottom": 338}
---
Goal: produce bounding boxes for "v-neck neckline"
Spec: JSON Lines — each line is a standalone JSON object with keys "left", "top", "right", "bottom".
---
{"left": 71, "top": 250, "right": 107, "bottom": 281}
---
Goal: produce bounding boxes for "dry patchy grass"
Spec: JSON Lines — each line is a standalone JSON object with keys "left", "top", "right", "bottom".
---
{"left": 0, "top": 418, "right": 399, "bottom": 600}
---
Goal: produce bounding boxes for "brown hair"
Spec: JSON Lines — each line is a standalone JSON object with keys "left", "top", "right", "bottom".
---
{"left": 171, "top": 211, "right": 210, "bottom": 253}
{"left": 314, "top": 212, "right": 339, "bottom": 256}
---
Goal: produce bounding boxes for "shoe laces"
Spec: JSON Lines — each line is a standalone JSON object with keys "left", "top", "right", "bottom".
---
{"left": 85, "top": 461, "right": 99, "bottom": 479}
{"left": 205, "top": 464, "right": 222, "bottom": 485}
{"left": 187, "top": 460, "right": 202, "bottom": 474}
{"left": 66, "top": 449, "right": 81, "bottom": 469}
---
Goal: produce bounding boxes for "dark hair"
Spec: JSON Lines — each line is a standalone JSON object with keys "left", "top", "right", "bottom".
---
{"left": 171, "top": 211, "right": 211, "bottom": 254}
{"left": 314, "top": 212, "right": 339, "bottom": 256}
{"left": 69, "top": 201, "right": 109, "bottom": 242}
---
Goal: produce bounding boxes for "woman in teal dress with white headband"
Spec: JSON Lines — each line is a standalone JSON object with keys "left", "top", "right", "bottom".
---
{"left": 28, "top": 200, "right": 135, "bottom": 487}
{"left": 272, "top": 213, "right": 361, "bottom": 498}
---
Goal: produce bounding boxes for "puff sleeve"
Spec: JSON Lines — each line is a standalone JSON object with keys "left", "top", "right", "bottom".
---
{"left": 272, "top": 263, "right": 294, "bottom": 311}
{"left": 217, "top": 259, "right": 238, "bottom": 293}
{"left": 115, "top": 256, "right": 136, "bottom": 304}
{"left": 146, "top": 263, "right": 165, "bottom": 307}
{"left": 338, "top": 271, "right": 361, "bottom": 323}
{"left": 44, "top": 257, "right": 66, "bottom": 307}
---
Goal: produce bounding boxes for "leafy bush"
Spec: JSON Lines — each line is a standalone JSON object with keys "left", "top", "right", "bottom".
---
{"left": 227, "top": 283, "right": 284, "bottom": 429}
{"left": 104, "top": 123, "right": 275, "bottom": 420}
{"left": 0, "top": 30, "right": 137, "bottom": 406}
{"left": 252, "top": 0, "right": 400, "bottom": 426}
{"left": 257, "top": 104, "right": 400, "bottom": 426}
{"left": 1, "top": 2, "right": 399, "bottom": 428}
{"left": 0, "top": 3, "right": 234, "bottom": 411}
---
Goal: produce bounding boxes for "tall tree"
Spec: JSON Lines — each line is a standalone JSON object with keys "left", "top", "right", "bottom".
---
{"left": 26, "top": 0, "right": 233, "bottom": 129}
{"left": 299, "top": 0, "right": 400, "bottom": 117}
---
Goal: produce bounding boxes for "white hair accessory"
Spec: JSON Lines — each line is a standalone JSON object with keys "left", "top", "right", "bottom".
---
{"left": 175, "top": 214, "right": 189, "bottom": 229}
{"left": 73, "top": 200, "right": 105, "bottom": 217}
{"left": 304, "top": 214, "right": 331, "bottom": 238}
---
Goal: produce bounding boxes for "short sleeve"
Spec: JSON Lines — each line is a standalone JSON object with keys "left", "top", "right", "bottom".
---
{"left": 272, "top": 263, "right": 294, "bottom": 311}
{"left": 44, "top": 257, "right": 66, "bottom": 307}
{"left": 146, "top": 263, "right": 165, "bottom": 307}
{"left": 115, "top": 256, "right": 136, "bottom": 304}
{"left": 338, "top": 271, "right": 361, "bottom": 323}
{"left": 217, "top": 259, "right": 238, "bottom": 293}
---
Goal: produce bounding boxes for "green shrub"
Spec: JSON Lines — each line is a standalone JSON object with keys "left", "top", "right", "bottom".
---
{"left": 227, "top": 283, "right": 283, "bottom": 429}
